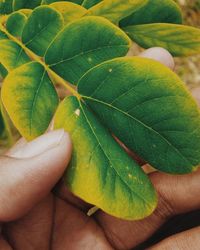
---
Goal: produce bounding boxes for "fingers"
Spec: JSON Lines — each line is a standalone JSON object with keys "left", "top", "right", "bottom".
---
{"left": 53, "top": 179, "right": 92, "bottom": 212}
{"left": 0, "top": 236, "right": 11, "bottom": 250}
{"left": 139, "top": 47, "right": 175, "bottom": 70}
{"left": 149, "top": 226, "right": 200, "bottom": 250}
{"left": 96, "top": 169, "right": 200, "bottom": 250}
{"left": 3, "top": 195, "right": 54, "bottom": 249}
{"left": 0, "top": 129, "right": 72, "bottom": 222}
{"left": 51, "top": 198, "right": 113, "bottom": 250}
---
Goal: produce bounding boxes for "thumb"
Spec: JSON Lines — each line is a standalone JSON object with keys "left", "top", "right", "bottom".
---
{"left": 0, "top": 129, "right": 72, "bottom": 222}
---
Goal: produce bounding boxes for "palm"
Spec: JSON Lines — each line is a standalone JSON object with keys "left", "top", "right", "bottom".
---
{"left": 2, "top": 171, "right": 200, "bottom": 250}
{"left": 2, "top": 188, "right": 112, "bottom": 249}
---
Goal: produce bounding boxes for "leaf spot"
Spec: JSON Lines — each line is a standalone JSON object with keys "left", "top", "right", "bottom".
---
{"left": 108, "top": 68, "right": 113, "bottom": 73}
{"left": 128, "top": 173, "right": 132, "bottom": 179}
{"left": 75, "top": 109, "right": 80, "bottom": 117}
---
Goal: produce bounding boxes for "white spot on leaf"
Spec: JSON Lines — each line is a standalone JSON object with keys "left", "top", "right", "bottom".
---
{"left": 75, "top": 109, "right": 80, "bottom": 117}
{"left": 128, "top": 173, "right": 132, "bottom": 179}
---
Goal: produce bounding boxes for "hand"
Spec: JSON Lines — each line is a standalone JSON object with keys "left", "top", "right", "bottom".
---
{"left": 0, "top": 48, "right": 199, "bottom": 250}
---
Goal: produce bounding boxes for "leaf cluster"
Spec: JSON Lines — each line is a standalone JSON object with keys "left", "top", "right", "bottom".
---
{"left": 0, "top": 0, "right": 200, "bottom": 220}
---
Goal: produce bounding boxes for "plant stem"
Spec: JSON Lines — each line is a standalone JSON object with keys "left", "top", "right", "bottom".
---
{"left": 0, "top": 22, "right": 81, "bottom": 99}
{"left": 87, "top": 206, "right": 99, "bottom": 216}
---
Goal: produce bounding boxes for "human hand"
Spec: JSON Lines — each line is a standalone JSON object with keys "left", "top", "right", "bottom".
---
{"left": 0, "top": 48, "right": 199, "bottom": 250}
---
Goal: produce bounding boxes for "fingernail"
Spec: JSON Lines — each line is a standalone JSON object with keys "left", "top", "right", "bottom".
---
{"left": 8, "top": 129, "right": 69, "bottom": 159}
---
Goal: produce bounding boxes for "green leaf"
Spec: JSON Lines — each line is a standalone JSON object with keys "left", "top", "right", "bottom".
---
{"left": 0, "top": 99, "right": 14, "bottom": 145}
{"left": 0, "top": 39, "right": 30, "bottom": 71}
{"left": 54, "top": 96, "right": 157, "bottom": 220}
{"left": 6, "top": 11, "right": 27, "bottom": 37}
{"left": 82, "top": 0, "right": 102, "bottom": 9}
{"left": 13, "top": 0, "right": 42, "bottom": 11}
{"left": 1, "top": 62, "right": 59, "bottom": 140}
{"left": 78, "top": 57, "right": 200, "bottom": 174}
{"left": 0, "top": 30, "right": 7, "bottom": 40}
{"left": 123, "top": 23, "right": 200, "bottom": 56}
{"left": 43, "top": 0, "right": 84, "bottom": 4}
{"left": 0, "top": 0, "right": 13, "bottom": 14}
{"left": 0, "top": 108, "right": 5, "bottom": 137}
{"left": 22, "top": 5, "right": 64, "bottom": 56}
{"left": 50, "top": 2, "right": 87, "bottom": 24}
{"left": 19, "top": 9, "right": 32, "bottom": 16}
{"left": 0, "top": 63, "right": 8, "bottom": 79}
{"left": 86, "top": 0, "right": 148, "bottom": 24}
{"left": 0, "top": 0, "right": 42, "bottom": 14}
{"left": 45, "top": 16, "right": 131, "bottom": 84}
{"left": 120, "top": 0, "right": 182, "bottom": 27}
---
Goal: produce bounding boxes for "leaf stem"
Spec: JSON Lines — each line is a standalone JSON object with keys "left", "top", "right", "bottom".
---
{"left": 87, "top": 206, "right": 99, "bottom": 216}
{"left": 0, "top": 22, "right": 81, "bottom": 99}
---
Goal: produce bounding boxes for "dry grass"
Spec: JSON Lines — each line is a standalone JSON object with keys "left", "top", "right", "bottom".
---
{"left": 175, "top": 0, "right": 200, "bottom": 90}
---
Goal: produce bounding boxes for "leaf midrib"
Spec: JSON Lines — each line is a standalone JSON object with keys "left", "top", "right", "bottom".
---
{"left": 49, "top": 44, "right": 129, "bottom": 66}
{"left": 0, "top": 23, "right": 80, "bottom": 98}
{"left": 29, "top": 68, "right": 46, "bottom": 136}
{"left": 82, "top": 96, "right": 193, "bottom": 169}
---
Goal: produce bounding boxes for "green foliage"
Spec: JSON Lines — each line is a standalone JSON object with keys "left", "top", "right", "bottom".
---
{"left": 82, "top": 0, "right": 102, "bottom": 9}
{"left": 2, "top": 62, "right": 59, "bottom": 140}
{"left": 78, "top": 57, "right": 200, "bottom": 174}
{"left": 6, "top": 11, "right": 28, "bottom": 37}
{"left": 54, "top": 96, "right": 157, "bottom": 220}
{"left": 0, "top": 0, "right": 200, "bottom": 220}
{"left": 49, "top": 2, "right": 87, "bottom": 24}
{"left": 22, "top": 6, "right": 64, "bottom": 56}
{"left": 0, "top": 106, "right": 5, "bottom": 136}
{"left": 119, "top": 0, "right": 183, "bottom": 26}
{"left": 124, "top": 23, "right": 200, "bottom": 56}
{"left": 45, "top": 16, "right": 130, "bottom": 84}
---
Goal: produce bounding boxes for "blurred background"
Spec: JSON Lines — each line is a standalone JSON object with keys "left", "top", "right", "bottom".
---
{"left": 175, "top": 0, "right": 200, "bottom": 92}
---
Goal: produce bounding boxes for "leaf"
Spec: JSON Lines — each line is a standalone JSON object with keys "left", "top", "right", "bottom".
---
{"left": 0, "top": 63, "right": 8, "bottom": 79}
{"left": 45, "top": 16, "right": 131, "bottom": 84}
{"left": 123, "top": 23, "right": 200, "bottom": 56}
{"left": 44, "top": 0, "right": 84, "bottom": 4}
{"left": 22, "top": 5, "right": 64, "bottom": 56}
{"left": 6, "top": 11, "right": 27, "bottom": 37}
{"left": 13, "top": 0, "right": 42, "bottom": 11}
{"left": 1, "top": 62, "right": 59, "bottom": 140}
{"left": 82, "top": 0, "right": 102, "bottom": 9}
{"left": 86, "top": 0, "right": 148, "bottom": 24}
{"left": 120, "top": 0, "right": 182, "bottom": 27}
{"left": 0, "top": 0, "right": 42, "bottom": 14}
{"left": 54, "top": 96, "right": 157, "bottom": 220}
{"left": 18, "top": 9, "right": 32, "bottom": 16}
{"left": 50, "top": 2, "right": 87, "bottom": 24}
{"left": 78, "top": 57, "right": 200, "bottom": 174}
{"left": 0, "top": 0, "right": 13, "bottom": 14}
{"left": 0, "top": 99, "right": 14, "bottom": 145}
{"left": 0, "top": 39, "right": 30, "bottom": 71}
{"left": 0, "top": 108, "right": 5, "bottom": 137}
{"left": 0, "top": 30, "right": 7, "bottom": 40}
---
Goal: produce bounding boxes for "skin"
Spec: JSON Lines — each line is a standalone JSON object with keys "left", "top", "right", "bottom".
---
{"left": 0, "top": 48, "right": 199, "bottom": 250}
